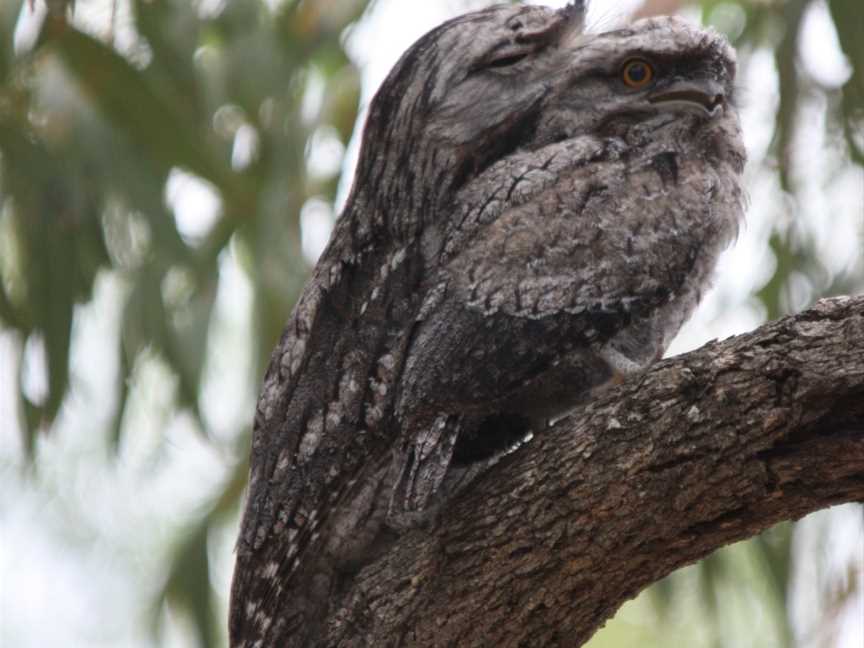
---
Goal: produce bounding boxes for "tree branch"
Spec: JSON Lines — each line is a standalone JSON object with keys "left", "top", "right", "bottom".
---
{"left": 325, "top": 295, "right": 864, "bottom": 647}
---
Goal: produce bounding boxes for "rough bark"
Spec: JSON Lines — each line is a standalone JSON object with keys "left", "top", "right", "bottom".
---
{"left": 322, "top": 295, "right": 864, "bottom": 647}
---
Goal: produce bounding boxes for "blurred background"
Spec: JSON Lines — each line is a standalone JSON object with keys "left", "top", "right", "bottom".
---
{"left": 0, "top": 0, "right": 861, "bottom": 646}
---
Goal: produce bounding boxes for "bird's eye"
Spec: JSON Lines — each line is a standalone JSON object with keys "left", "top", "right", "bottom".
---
{"left": 621, "top": 59, "right": 654, "bottom": 88}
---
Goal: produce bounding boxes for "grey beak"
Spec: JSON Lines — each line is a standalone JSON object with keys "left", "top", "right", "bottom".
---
{"left": 648, "top": 80, "right": 726, "bottom": 117}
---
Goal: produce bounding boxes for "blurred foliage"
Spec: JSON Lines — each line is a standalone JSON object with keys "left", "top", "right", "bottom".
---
{"left": 748, "top": 0, "right": 864, "bottom": 319}
{"left": 0, "top": 0, "right": 861, "bottom": 646}
{"left": 1, "top": 0, "right": 364, "bottom": 451}
{"left": 1, "top": 0, "right": 365, "bottom": 644}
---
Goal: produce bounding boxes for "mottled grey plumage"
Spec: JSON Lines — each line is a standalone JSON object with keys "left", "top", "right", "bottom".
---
{"left": 229, "top": 3, "right": 746, "bottom": 645}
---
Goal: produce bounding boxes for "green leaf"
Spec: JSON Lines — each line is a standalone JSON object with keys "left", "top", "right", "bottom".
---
{"left": 757, "top": 234, "right": 793, "bottom": 321}
{"left": 696, "top": 550, "right": 727, "bottom": 648}
{"left": 0, "top": 276, "right": 26, "bottom": 331}
{"left": 0, "top": 0, "right": 15, "bottom": 82}
{"left": 321, "top": 64, "right": 361, "bottom": 142}
{"left": 164, "top": 275, "right": 217, "bottom": 416}
{"left": 39, "top": 23, "right": 230, "bottom": 189}
{"left": 827, "top": 0, "right": 864, "bottom": 163}
{"left": 108, "top": 346, "right": 131, "bottom": 450}
{"left": 164, "top": 522, "right": 216, "bottom": 648}
{"left": 121, "top": 262, "right": 217, "bottom": 419}
{"left": 122, "top": 264, "right": 170, "bottom": 369}
{"left": 646, "top": 573, "right": 674, "bottom": 619}
{"left": 132, "top": 0, "right": 204, "bottom": 124}
{"left": 0, "top": 121, "right": 109, "bottom": 427}
{"left": 752, "top": 526, "right": 794, "bottom": 648}
{"left": 161, "top": 458, "right": 249, "bottom": 647}
{"left": 772, "top": 0, "right": 810, "bottom": 193}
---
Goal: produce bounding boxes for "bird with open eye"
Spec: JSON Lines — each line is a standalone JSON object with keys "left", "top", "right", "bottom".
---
{"left": 622, "top": 59, "right": 653, "bottom": 87}
{"left": 229, "top": 2, "right": 746, "bottom": 646}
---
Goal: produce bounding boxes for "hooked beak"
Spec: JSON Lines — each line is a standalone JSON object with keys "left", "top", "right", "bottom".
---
{"left": 649, "top": 80, "right": 725, "bottom": 118}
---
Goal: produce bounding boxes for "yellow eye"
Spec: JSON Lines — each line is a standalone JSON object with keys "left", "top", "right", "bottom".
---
{"left": 622, "top": 59, "right": 654, "bottom": 88}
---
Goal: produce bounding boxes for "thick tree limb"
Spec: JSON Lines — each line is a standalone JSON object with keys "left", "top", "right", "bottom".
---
{"left": 324, "top": 295, "right": 864, "bottom": 647}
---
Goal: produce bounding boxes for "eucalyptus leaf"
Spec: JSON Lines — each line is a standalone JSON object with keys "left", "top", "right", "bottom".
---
{"left": 39, "top": 24, "right": 230, "bottom": 190}
{"left": 163, "top": 276, "right": 217, "bottom": 417}
{"left": 0, "top": 121, "right": 109, "bottom": 426}
{"left": 165, "top": 522, "right": 217, "bottom": 648}
{"left": 827, "top": 0, "right": 864, "bottom": 163}
{"left": 132, "top": 0, "right": 204, "bottom": 124}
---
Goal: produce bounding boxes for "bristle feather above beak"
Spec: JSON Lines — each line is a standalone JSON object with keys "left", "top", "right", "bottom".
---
{"left": 558, "top": 1, "right": 588, "bottom": 45}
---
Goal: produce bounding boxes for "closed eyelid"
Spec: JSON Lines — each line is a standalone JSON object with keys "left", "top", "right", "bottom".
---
{"left": 469, "top": 42, "right": 535, "bottom": 75}
{"left": 485, "top": 40, "right": 534, "bottom": 59}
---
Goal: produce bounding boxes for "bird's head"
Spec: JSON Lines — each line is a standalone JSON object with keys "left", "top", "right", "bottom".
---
{"left": 349, "top": 2, "right": 744, "bottom": 240}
